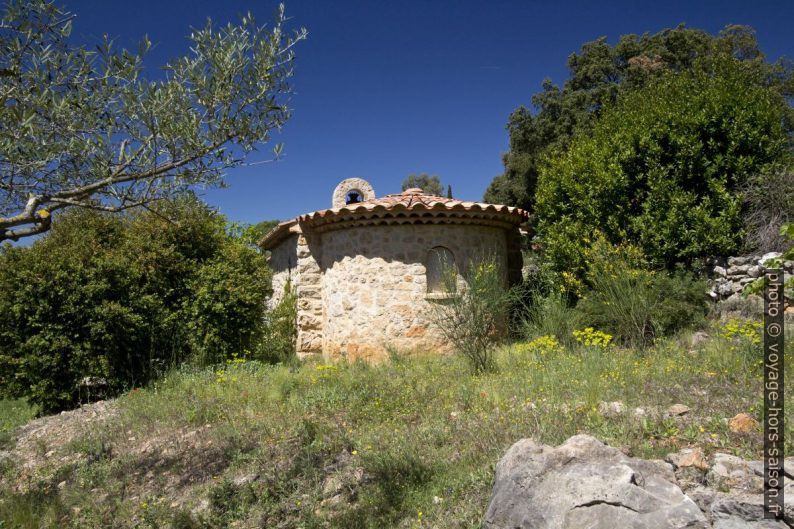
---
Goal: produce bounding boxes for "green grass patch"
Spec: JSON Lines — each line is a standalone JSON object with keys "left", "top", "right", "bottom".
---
{"left": 0, "top": 320, "right": 791, "bottom": 528}
{"left": 0, "top": 399, "right": 36, "bottom": 448}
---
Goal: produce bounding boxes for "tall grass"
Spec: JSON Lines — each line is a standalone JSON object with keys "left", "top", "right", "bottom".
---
{"left": 521, "top": 292, "right": 584, "bottom": 347}
{"left": 579, "top": 269, "right": 708, "bottom": 347}
{"left": 0, "top": 399, "right": 35, "bottom": 448}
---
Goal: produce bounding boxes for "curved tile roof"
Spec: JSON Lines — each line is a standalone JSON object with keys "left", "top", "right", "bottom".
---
{"left": 259, "top": 189, "right": 528, "bottom": 249}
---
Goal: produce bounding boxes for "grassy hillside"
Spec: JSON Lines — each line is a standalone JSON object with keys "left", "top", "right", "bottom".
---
{"left": 0, "top": 319, "right": 791, "bottom": 529}
{"left": 0, "top": 399, "right": 36, "bottom": 447}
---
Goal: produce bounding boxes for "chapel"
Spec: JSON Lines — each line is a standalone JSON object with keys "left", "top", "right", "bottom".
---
{"left": 260, "top": 178, "right": 527, "bottom": 360}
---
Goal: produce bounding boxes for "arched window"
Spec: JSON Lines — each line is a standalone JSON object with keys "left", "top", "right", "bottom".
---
{"left": 345, "top": 190, "right": 363, "bottom": 204}
{"left": 426, "top": 246, "right": 456, "bottom": 294}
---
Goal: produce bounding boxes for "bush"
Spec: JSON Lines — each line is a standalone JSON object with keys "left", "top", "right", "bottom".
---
{"left": 743, "top": 166, "right": 794, "bottom": 253}
{"left": 572, "top": 327, "right": 613, "bottom": 349}
{"left": 184, "top": 241, "right": 272, "bottom": 366}
{"left": 521, "top": 293, "right": 584, "bottom": 348}
{"left": 535, "top": 56, "right": 789, "bottom": 278}
{"left": 255, "top": 281, "right": 298, "bottom": 364}
{"left": 0, "top": 198, "right": 272, "bottom": 413}
{"left": 0, "top": 211, "right": 171, "bottom": 412}
{"left": 579, "top": 266, "right": 708, "bottom": 348}
{"left": 510, "top": 251, "right": 557, "bottom": 331}
{"left": 428, "top": 257, "right": 512, "bottom": 373}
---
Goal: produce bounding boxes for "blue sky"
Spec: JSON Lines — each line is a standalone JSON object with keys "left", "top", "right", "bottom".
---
{"left": 67, "top": 0, "right": 794, "bottom": 224}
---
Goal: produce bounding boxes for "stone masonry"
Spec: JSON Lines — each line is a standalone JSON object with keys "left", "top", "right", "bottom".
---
{"left": 319, "top": 224, "right": 508, "bottom": 360}
{"left": 708, "top": 252, "right": 793, "bottom": 304}
{"left": 261, "top": 179, "right": 528, "bottom": 361}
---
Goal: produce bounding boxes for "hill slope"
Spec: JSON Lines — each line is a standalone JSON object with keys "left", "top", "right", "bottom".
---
{"left": 0, "top": 325, "right": 791, "bottom": 528}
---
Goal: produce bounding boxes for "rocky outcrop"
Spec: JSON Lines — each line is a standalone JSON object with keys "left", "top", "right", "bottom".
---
{"left": 483, "top": 435, "right": 791, "bottom": 529}
{"left": 483, "top": 435, "right": 707, "bottom": 529}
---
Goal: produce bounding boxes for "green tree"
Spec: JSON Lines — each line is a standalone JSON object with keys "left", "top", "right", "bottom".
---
{"left": 484, "top": 25, "right": 794, "bottom": 214}
{"left": 0, "top": 197, "right": 272, "bottom": 412}
{"left": 183, "top": 240, "right": 272, "bottom": 366}
{"left": 0, "top": 0, "right": 306, "bottom": 241}
{"left": 535, "top": 56, "right": 789, "bottom": 280}
{"left": 248, "top": 219, "right": 281, "bottom": 244}
{"left": 402, "top": 173, "right": 443, "bottom": 195}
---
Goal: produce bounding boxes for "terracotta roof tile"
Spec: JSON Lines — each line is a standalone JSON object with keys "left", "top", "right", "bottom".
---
{"left": 259, "top": 189, "right": 527, "bottom": 249}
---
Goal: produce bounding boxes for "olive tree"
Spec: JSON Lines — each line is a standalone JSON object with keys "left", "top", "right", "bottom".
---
{"left": 0, "top": 0, "right": 306, "bottom": 241}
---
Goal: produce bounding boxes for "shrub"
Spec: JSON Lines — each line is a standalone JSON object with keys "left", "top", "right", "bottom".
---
{"left": 578, "top": 266, "right": 708, "bottom": 348}
{"left": 0, "top": 198, "right": 272, "bottom": 413}
{"left": 713, "top": 318, "right": 764, "bottom": 374}
{"left": 521, "top": 292, "right": 584, "bottom": 348}
{"left": 515, "top": 335, "right": 563, "bottom": 368}
{"left": 743, "top": 166, "right": 794, "bottom": 253}
{"left": 184, "top": 241, "right": 271, "bottom": 366}
{"left": 535, "top": 56, "right": 788, "bottom": 278}
{"left": 427, "top": 257, "right": 512, "bottom": 373}
{"left": 515, "top": 335, "right": 562, "bottom": 356}
{"left": 0, "top": 211, "right": 172, "bottom": 412}
{"left": 255, "top": 281, "right": 298, "bottom": 364}
{"left": 572, "top": 327, "right": 613, "bottom": 349}
{"left": 510, "top": 252, "right": 557, "bottom": 332}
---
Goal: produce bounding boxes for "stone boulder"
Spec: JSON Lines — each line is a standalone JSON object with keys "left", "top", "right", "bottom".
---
{"left": 482, "top": 435, "right": 707, "bottom": 529}
{"left": 707, "top": 453, "right": 763, "bottom": 494}
{"left": 728, "top": 413, "right": 759, "bottom": 434}
{"left": 710, "top": 492, "right": 790, "bottom": 528}
{"left": 760, "top": 252, "right": 782, "bottom": 266}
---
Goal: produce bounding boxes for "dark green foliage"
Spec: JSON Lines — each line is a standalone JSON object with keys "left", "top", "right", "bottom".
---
{"left": 743, "top": 165, "right": 794, "bottom": 252}
{"left": 512, "top": 255, "right": 563, "bottom": 339}
{"left": 485, "top": 24, "right": 794, "bottom": 214}
{"left": 0, "top": 198, "right": 271, "bottom": 413}
{"left": 535, "top": 57, "right": 789, "bottom": 277}
{"left": 184, "top": 242, "right": 272, "bottom": 366}
{"left": 245, "top": 219, "right": 281, "bottom": 245}
{"left": 0, "top": 211, "right": 170, "bottom": 412}
{"left": 401, "top": 173, "right": 443, "bottom": 196}
{"left": 255, "top": 281, "right": 298, "bottom": 364}
{"left": 524, "top": 238, "right": 708, "bottom": 347}
{"left": 522, "top": 293, "right": 585, "bottom": 348}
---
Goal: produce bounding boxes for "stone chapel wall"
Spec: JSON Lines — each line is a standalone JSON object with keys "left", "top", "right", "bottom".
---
{"left": 268, "top": 234, "right": 298, "bottom": 310}
{"left": 318, "top": 223, "right": 510, "bottom": 361}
